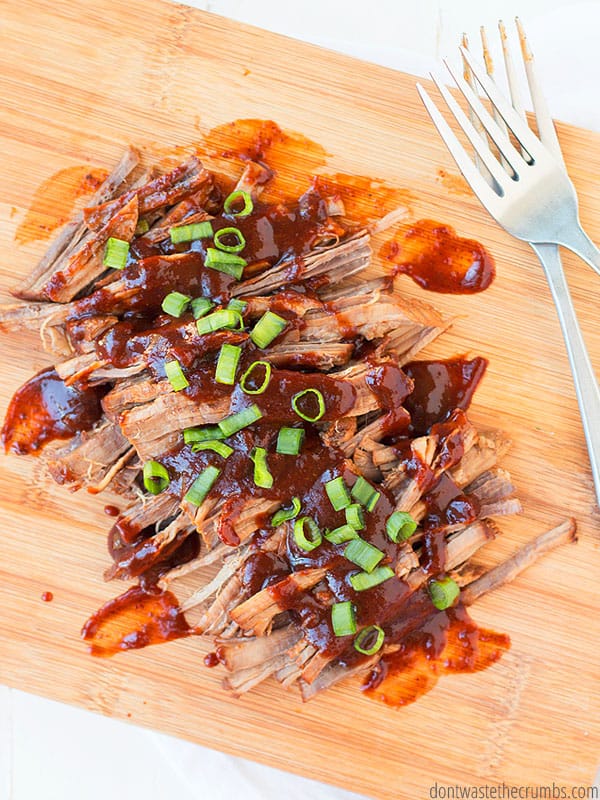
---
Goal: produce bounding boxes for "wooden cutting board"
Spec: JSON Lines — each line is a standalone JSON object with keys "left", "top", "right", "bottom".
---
{"left": 1, "top": 1, "right": 599, "bottom": 796}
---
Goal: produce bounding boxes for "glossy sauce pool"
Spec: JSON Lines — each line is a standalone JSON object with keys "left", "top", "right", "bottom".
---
{"left": 1, "top": 367, "right": 105, "bottom": 455}
{"left": 381, "top": 219, "right": 495, "bottom": 294}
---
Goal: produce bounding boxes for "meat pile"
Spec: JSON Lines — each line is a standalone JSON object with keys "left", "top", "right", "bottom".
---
{"left": 0, "top": 146, "right": 575, "bottom": 703}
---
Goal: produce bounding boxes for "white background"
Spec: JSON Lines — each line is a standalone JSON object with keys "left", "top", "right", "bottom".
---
{"left": 2, "top": 1, "right": 599, "bottom": 798}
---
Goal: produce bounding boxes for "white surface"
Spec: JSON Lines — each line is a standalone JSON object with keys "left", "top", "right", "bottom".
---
{"left": 2, "top": 1, "right": 600, "bottom": 798}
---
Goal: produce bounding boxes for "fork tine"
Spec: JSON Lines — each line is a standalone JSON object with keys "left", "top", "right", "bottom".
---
{"left": 499, "top": 20, "right": 527, "bottom": 119}
{"left": 459, "top": 45, "right": 548, "bottom": 159}
{"left": 460, "top": 32, "right": 490, "bottom": 175}
{"left": 443, "top": 58, "right": 528, "bottom": 174}
{"left": 417, "top": 83, "right": 499, "bottom": 215}
{"left": 415, "top": 82, "right": 500, "bottom": 211}
{"left": 479, "top": 25, "right": 513, "bottom": 174}
{"left": 430, "top": 72, "right": 511, "bottom": 190}
{"left": 515, "top": 17, "right": 565, "bottom": 165}
{"left": 498, "top": 19, "right": 531, "bottom": 164}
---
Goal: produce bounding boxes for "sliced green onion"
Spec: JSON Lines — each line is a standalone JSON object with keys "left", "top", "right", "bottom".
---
{"left": 349, "top": 565, "right": 395, "bottom": 592}
{"left": 292, "top": 388, "right": 326, "bottom": 422}
{"left": 191, "top": 296, "right": 214, "bottom": 319}
{"left": 161, "top": 291, "right": 191, "bottom": 317}
{"left": 344, "top": 538, "right": 384, "bottom": 573}
{"left": 240, "top": 360, "right": 272, "bottom": 395}
{"left": 354, "top": 625, "right": 385, "bottom": 655}
{"left": 196, "top": 308, "right": 244, "bottom": 335}
{"left": 228, "top": 298, "right": 248, "bottom": 314}
{"left": 351, "top": 476, "right": 380, "bottom": 511}
{"left": 103, "top": 237, "right": 129, "bottom": 270}
{"left": 325, "top": 476, "right": 351, "bottom": 511}
{"left": 250, "top": 446, "right": 273, "bottom": 489}
{"left": 164, "top": 359, "right": 189, "bottom": 391}
{"left": 331, "top": 601, "right": 356, "bottom": 637}
{"left": 345, "top": 503, "right": 365, "bottom": 530}
{"left": 366, "top": 493, "right": 380, "bottom": 512}
{"left": 184, "top": 465, "right": 221, "bottom": 506}
{"left": 215, "top": 343, "right": 241, "bottom": 385}
{"left": 250, "top": 311, "right": 287, "bottom": 349}
{"left": 386, "top": 511, "right": 417, "bottom": 543}
{"left": 224, "top": 189, "right": 253, "bottom": 217}
{"left": 135, "top": 218, "right": 149, "bottom": 235}
{"left": 271, "top": 497, "right": 301, "bottom": 527}
{"left": 293, "top": 516, "right": 322, "bottom": 552}
{"left": 183, "top": 425, "right": 226, "bottom": 444}
{"left": 204, "top": 248, "right": 246, "bottom": 279}
{"left": 276, "top": 426, "right": 305, "bottom": 455}
{"left": 190, "top": 440, "right": 233, "bottom": 458}
{"left": 170, "top": 220, "right": 213, "bottom": 243}
{"left": 214, "top": 226, "right": 246, "bottom": 253}
{"left": 428, "top": 577, "right": 460, "bottom": 610}
{"left": 324, "top": 524, "right": 359, "bottom": 544}
{"left": 218, "top": 404, "right": 263, "bottom": 437}
{"left": 142, "top": 460, "right": 170, "bottom": 495}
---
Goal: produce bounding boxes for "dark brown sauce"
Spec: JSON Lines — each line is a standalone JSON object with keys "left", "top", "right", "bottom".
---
{"left": 365, "top": 363, "right": 412, "bottom": 437}
{"left": 41, "top": 591, "right": 54, "bottom": 602}
{"left": 430, "top": 409, "right": 470, "bottom": 471}
{"left": 73, "top": 193, "right": 336, "bottom": 323}
{"left": 241, "top": 551, "right": 289, "bottom": 595}
{"left": 108, "top": 518, "right": 201, "bottom": 584}
{"left": 81, "top": 586, "right": 191, "bottom": 657}
{"left": 422, "top": 473, "right": 480, "bottom": 533}
{"left": 364, "top": 604, "right": 510, "bottom": 707}
{"left": 15, "top": 165, "right": 108, "bottom": 244}
{"left": 403, "top": 356, "right": 488, "bottom": 435}
{"left": 104, "top": 504, "right": 120, "bottom": 517}
{"left": 381, "top": 219, "right": 495, "bottom": 294}
{"left": 1, "top": 367, "right": 105, "bottom": 455}
{"left": 204, "top": 651, "right": 220, "bottom": 667}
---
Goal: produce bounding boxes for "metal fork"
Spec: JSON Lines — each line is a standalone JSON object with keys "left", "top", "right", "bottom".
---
{"left": 416, "top": 19, "right": 600, "bottom": 505}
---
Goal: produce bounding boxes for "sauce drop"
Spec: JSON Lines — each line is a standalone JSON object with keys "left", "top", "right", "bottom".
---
{"left": 1, "top": 367, "right": 105, "bottom": 455}
{"left": 41, "top": 591, "right": 54, "bottom": 602}
{"left": 204, "top": 652, "right": 220, "bottom": 668}
{"left": 81, "top": 586, "right": 191, "bottom": 657}
{"left": 381, "top": 219, "right": 495, "bottom": 294}
{"left": 104, "top": 504, "right": 120, "bottom": 517}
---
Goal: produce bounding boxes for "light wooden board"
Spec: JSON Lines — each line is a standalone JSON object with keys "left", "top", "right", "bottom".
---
{"left": 0, "top": 1, "right": 599, "bottom": 796}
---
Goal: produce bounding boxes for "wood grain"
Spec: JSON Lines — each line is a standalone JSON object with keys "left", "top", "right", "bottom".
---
{"left": 0, "top": 1, "right": 599, "bottom": 796}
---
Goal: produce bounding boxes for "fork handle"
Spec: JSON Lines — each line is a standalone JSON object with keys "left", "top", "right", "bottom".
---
{"left": 555, "top": 224, "right": 600, "bottom": 278}
{"left": 532, "top": 242, "right": 600, "bottom": 505}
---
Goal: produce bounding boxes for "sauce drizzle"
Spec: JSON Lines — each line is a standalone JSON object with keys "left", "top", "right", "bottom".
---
{"left": 381, "top": 219, "right": 495, "bottom": 294}
{"left": 1, "top": 368, "right": 105, "bottom": 455}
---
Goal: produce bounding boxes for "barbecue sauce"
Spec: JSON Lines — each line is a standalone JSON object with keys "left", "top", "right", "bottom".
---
{"left": 381, "top": 219, "right": 495, "bottom": 294}
{"left": 82, "top": 586, "right": 191, "bottom": 657}
{"left": 363, "top": 604, "right": 510, "bottom": 707}
{"left": 1, "top": 367, "right": 105, "bottom": 454}
{"left": 72, "top": 193, "right": 338, "bottom": 319}
{"left": 403, "top": 356, "right": 488, "bottom": 436}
